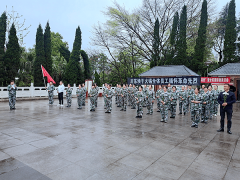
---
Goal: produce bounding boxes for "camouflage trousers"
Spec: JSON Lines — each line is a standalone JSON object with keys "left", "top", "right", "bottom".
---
{"left": 157, "top": 99, "right": 161, "bottom": 111}
{"left": 90, "top": 96, "right": 96, "bottom": 110}
{"left": 95, "top": 96, "right": 98, "bottom": 107}
{"left": 160, "top": 104, "right": 168, "bottom": 122}
{"left": 201, "top": 105, "right": 209, "bottom": 122}
{"left": 170, "top": 103, "right": 177, "bottom": 117}
{"left": 77, "top": 96, "right": 83, "bottom": 108}
{"left": 104, "top": 96, "right": 107, "bottom": 108}
{"left": 106, "top": 98, "right": 112, "bottom": 112}
{"left": 191, "top": 109, "right": 201, "bottom": 125}
{"left": 9, "top": 95, "right": 16, "bottom": 109}
{"left": 143, "top": 98, "right": 147, "bottom": 107}
{"left": 128, "top": 94, "right": 132, "bottom": 106}
{"left": 82, "top": 95, "right": 86, "bottom": 106}
{"left": 213, "top": 100, "right": 219, "bottom": 115}
{"left": 48, "top": 92, "right": 54, "bottom": 104}
{"left": 66, "top": 95, "right": 72, "bottom": 106}
{"left": 179, "top": 101, "right": 183, "bottom": 114}
{"left": 137, "top": 102, "right": 143, "bottom": 116}
{"left": 117, "top": 95, "right": 121, "bottom": 106}
{"left": 209, "top": 102, "right": 214, "bottom": 117}
{"left": 146, "top": 100, "right": 153, "bottom": 114}
{"left": 132, "top": 95, "right": 136, "bottom": 108}
{"left": 121, "top": 96, "right": 127, "bottom": 111}
{"left": 183, "top": 101, "right": 188, "bottom": 113}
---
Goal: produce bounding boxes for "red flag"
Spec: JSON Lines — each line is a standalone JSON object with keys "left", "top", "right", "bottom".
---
{"left": 41, "top": 65, "right": 56, "bottom": 84}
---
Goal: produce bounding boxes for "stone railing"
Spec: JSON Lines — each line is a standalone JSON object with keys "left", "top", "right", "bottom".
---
{"left": 0, "top": 83, "right": 116, "bottom": 99}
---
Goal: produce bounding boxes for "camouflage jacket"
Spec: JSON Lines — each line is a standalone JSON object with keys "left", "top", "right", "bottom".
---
{"left": 136, "top": 91, "right": 144, "bottom": 103}
{"left": 146, "top": 89, "right": 155, "bottom": 101}
{"left": 169, "top": 91, "right": 177, "bottom": 104}
{"left": 178, "top": 90, "right": 187, "bottom": 102}
{"left": 190, "top": 93, "right": 202, "bottom": 110}
{"left": 47, "top": 85, "right": 55, "bottom": 93}
{"left": 160, "top": 92, "right": 169, "bottom": 105}
{"left": 76, "top": 88, "right": 84, "bottom": 97}
{"left": 212, "top": 90, "right": 220, "bottom": 100}
{"left": 8, "top": 84, "right": 17, "bottom": 96}
{"left": 106, "top": 88, "right": 113, "bottom": 99}
{"left": 66, "top": 88, "right": 72, "bottom": 97}
{"left": 201, "top": 92, "right": 209, "bottom": 106}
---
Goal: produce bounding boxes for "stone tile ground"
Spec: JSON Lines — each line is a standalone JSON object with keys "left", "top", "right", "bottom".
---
{"left": 0, "top": 97, "right": 239, "bottom": 180}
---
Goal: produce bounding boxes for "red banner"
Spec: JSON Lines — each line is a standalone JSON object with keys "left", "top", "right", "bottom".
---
{"left": 41, "top": 65, "right": 56, "bottom": 84}
{"left": 201, "top": 77, "right": 230, "bottom": 83}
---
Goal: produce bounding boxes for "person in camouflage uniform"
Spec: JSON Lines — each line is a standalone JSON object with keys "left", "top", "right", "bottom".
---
{"left": 146, "top": 85, "right": 155, "bottom": 115}
{"left": 126, "top": 84, "right": 129, "bottom": 107}
{"left": 120, "top": 84, "right": 127, "bottom": 111}
{"left": 82, "top": 83, "right": 86, "bottom": 106}
{"left": 142, "top": 85, "right": 148, "bottom": 107}
{"left": 76, "top": 84, "right": 84, "bottom": 109}
{"left": 156, "top": 85, "right": 163, "bottom": 112}
{"left": 136, "top": 86, "right": 145, "bottom": 118}
{"left": 190, "top": 87, "right": 202, "bottom": 128}
{"left": 169, "top": 86, "right": 177, "bottom": 118}
{"left": 89, "top": 85, "right": 97, "bottom": 111}
{"left": 103, "top": 83, "right": 108, "bottom": 109}
{"left": 208, "top": 85, "right": 214, "bottom": 119}
{"left": 167, "top": 84, "right": 172, "bottom": 110}
{"left": 66, "top": 84, "right": 72, "bottom": 107}
{"left": 187, "top": 85, "right": 194, "bottom": 113}
{"left": 46, "top": 81, "right": 55, "bottom": 105}
{"left": 178, "top": 86, "right": 186, "bottom": 114}
{"left": 7, "top": 80, "right": 17, "bottom": 110}
{"left": 94, "top": 84, "right": 99, "bottom": 107}
{"left": 105, "top": 84, "right": 113, "bottom": 113}
{"left": 128, "top": 84, "right": 133, "bottom": 106}
{"left": 131, "top": 84, "right": 138, "bottom": 109}
{"left": 117, "top": 84, "right": 122, "bottom": 107}
{"left": 213, "top": 85, "right": 220, "bottom": 116}
{"left": 200, "top": 84, "right": 205, "bottom": 95}
{"left": 160, "top": 86, "right": 169, "bottom": 122}
{"left": 115, "top": 84, "right": 119, "bottom": 105}
{"left": 201, "top": 87, "right": 209, "bottom": 123}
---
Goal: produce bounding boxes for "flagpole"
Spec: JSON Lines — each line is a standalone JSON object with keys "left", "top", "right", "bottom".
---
{"left": 41, "top": 64, "right": 46, "bottom": 88}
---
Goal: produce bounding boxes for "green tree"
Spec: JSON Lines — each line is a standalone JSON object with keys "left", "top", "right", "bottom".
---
{"left": 176, "top": 5, "right": 187, "bottom": 66}
{"left": 192, "top": 0, "right": 208, "bottom": 75}
{"left": 4, "top": 23, "right": 20, "bottom": 84}
{"left": 44, "top": 22, "right": 52, "bottom": 74}
{"left": 0, "top": 12, "right": 7, "bottom": 86}
{"left": 165, "top": 12, "right": 179, "bottom": 65}
{"left": 34, "top": 24, "right": 45, "bottom": 86}
{"left": 151, "top": 18, "right": 160, "bottom": 67}
{"left": 223, "top": 0, "right": 237, "bottom": 64}
{"left": 59, "top": 45, "right": 70, "bottom": 62}
{"left": 80, "top": 50, "right": 91, "bottom": 79}
{"left": 94, "top": 71, "right": 101, "bottom": 86}
{"left": 63, "top": 26, "right": 83, "bottom": 85}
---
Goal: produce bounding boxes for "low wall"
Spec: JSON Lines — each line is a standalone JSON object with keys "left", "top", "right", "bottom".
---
{"left": 0, "top": 83, "right": 116, "bottom": 99}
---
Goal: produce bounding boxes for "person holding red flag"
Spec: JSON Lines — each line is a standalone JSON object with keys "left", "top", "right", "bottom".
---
{"left": 45, "top": 81, "right": 55, "bottom": 105}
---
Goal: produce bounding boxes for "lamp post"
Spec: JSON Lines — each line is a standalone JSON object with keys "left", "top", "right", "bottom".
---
{"left": 204, "top": 60, "right": 212, "bottom": 77}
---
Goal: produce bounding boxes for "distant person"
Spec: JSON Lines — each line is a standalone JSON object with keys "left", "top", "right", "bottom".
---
{"left": 57, "top": 81, "right": 65, "bottom": 106}
{"left": 105, "top": 84, "right": 113, "bottom": 113}
{"left": 7, "top": 80, "right": 17, "bottom": 110}
{"left": 82, "top": 83, "right": 86, "bottom": 106}
{"left": 66, "top": 84, "right": 72, "bottom": 107}
{"left": 190, "top": 87, "right": 202, "bottom": 128}
{"left": 76, "top": 84, "right": 84, "bottom": 109}
{"left": 46, "top": 81, "right": 55, "bottom": 105}
{"left": 217, "top": 84, "right": 236, "bottom": 134}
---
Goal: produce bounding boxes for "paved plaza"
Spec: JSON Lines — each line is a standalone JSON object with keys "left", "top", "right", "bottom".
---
{"left": 0, "top": 97, "right": 240, "bottom": 180}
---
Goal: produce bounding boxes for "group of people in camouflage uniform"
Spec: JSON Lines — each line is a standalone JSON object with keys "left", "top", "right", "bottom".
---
{"left": 112, "top": 83, "right": 220, "bottom": 127}
{"left": 7, "top": 80, "right": 220, "bottom": 129}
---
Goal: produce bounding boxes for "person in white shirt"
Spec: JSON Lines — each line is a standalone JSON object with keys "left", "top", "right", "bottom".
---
{"left": 57, "top": 81, "right": 65, "bottom": 106}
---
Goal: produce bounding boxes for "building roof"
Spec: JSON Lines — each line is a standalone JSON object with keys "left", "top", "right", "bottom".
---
{"left": 208, "top": 63, "right": 240, "bottom": 76}
{"left": 139, "top": 65, "right": 199, "bottom": 77}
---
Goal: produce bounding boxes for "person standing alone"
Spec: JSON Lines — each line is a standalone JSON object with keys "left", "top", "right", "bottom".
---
{"left": 217, "top": 84, "right": 236, "bottom": 134}
{"left": 57, "top": 81, "right": 65, "bottom": 106}
{"left": 7, "top": 80, "right": 17, "bottom": 110}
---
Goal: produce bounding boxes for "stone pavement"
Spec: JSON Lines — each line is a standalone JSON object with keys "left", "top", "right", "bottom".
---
{"left": 0, "top": 97, "right": 240, "bottom": 180}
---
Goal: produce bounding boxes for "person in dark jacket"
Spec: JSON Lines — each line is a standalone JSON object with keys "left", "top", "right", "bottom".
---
{"left": 217, "top": 84, "right": 236, "bottom": 134}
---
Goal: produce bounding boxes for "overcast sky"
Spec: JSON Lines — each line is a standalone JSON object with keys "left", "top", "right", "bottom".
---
{"left": 1, "top": 0, "right": 239, "bottom": 51}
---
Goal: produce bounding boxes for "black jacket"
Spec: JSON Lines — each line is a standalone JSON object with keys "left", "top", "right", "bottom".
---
{"left": 218, "top": 91, "right": 236, "bottom": 110}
